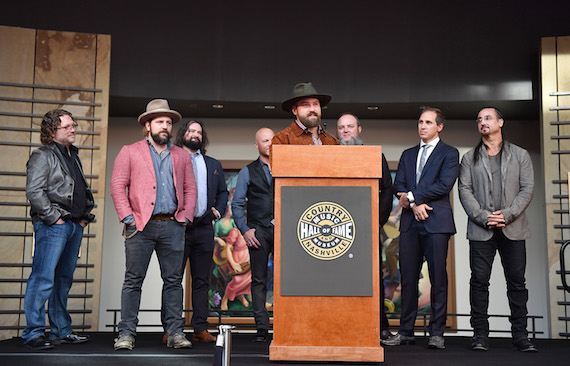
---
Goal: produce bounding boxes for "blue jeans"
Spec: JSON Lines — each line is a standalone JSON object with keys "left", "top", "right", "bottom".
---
{"left": 469, "top": 230, "right": 529, "bottom": 339}
{"left": 118, "top": 220, "right": 185, "bottom": 336}
{"left": 22, "top": 221, "right": 84, "bottom": 342}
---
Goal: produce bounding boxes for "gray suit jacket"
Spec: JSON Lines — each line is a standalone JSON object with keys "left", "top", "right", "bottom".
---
{"left": 458, "top": 140, "right": 534, "bottom": 241}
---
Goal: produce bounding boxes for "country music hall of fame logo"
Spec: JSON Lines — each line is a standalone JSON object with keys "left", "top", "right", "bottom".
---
{"left": 296, "top": 201, "right": 356, "bottom": 260}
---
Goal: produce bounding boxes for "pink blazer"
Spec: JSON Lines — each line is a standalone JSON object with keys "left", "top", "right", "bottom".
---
{"left": 110, "top": 139, "right": 197, "bottom": 231}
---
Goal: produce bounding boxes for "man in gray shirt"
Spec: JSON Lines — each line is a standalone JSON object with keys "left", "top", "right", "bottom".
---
{"left": 458, "top": 107, "right": 536, "bottom": 352}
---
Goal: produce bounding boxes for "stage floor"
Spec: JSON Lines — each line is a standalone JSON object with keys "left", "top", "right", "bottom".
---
{"left": 0, "top": 332, "right": 566, "bottom": 366}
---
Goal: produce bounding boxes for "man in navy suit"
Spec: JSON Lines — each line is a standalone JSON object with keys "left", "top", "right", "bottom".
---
{"left": 171, "top": 120, "right": 229, "bottom": 343}
{"left": 383, "top": 107, "right": 459, "bottom": 350}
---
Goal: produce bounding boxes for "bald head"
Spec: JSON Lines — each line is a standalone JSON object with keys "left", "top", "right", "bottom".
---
{"left": 255, "top": 128, "right": 275, "bottom": 158}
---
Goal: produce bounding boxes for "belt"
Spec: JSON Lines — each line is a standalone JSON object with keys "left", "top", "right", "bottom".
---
{"left": 150, "top": 214, "right": 174, "bottom": 221}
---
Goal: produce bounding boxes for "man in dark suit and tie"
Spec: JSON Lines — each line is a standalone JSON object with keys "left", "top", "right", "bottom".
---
{"left": 171, "top": 120, "right": 229, "bottom": 343}
{"left": 383, "top": 107, "right": 459, "bottom": 350}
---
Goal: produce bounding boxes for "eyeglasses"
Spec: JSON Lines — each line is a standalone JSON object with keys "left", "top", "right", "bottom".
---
{"left": 57, "top": 123, "right": 79, "bottom": 131}
{"left": 476, "top": 116, "right": 496, "bottom": 123}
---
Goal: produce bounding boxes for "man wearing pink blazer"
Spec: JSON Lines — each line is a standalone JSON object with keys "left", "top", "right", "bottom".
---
{"left": 110, "top": 99, "right": 197, "bottom": 351}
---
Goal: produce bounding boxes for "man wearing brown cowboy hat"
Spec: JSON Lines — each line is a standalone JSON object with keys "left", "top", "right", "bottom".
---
{"left": 272, "top": 82, "right": 339, "bottom": 145}
{"left": 110, "top": 99, "right": 197, "bottom": 350}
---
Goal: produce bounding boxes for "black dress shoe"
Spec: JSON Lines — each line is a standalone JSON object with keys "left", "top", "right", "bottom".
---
{"left": 471, "top": 335, "right": 489, "bottom": 351}
{"left": 25, "top": 335, "right": 54, "bottom": 350}
{"left": 380, "top": 329, "right": 394, "bottom": 340}
{"left": 52, "top": 332, "right": 90, "bottom": 345}
{"left": 252, "top": 329, "right": 269, "bottom": 342}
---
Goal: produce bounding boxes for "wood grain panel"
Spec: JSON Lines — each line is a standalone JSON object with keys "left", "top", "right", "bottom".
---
{"left": 271, "top": 174, "right": 383, "bottom": 362}
{"left": 271, "top": 145, "right": 383, "bottom": 178}
{"left": 0, "top": 25, "right": 109, "bottom": 340}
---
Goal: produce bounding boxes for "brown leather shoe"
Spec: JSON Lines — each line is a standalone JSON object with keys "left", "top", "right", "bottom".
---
{"left": 162, "top": 332, "right": 168, "bottom": 344}
{"left": 192, "top": 330, "right": 216, "bottom": 343}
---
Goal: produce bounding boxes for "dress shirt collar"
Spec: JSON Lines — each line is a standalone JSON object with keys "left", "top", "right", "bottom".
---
{"left": 294, "top": 119, "right": 324, "bottom": 136}
{"left": 420, "top": 136, "right": 440, "bottom": 149}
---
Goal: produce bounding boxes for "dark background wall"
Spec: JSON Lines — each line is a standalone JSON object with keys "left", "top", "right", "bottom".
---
{"left": 1, "top": 0, "right": 569, "bottom": 118}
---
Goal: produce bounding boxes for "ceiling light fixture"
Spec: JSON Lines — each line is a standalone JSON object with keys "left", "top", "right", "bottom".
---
{"left": 264, "top": 105, "right": 276, "bottom": 110}
{"left": 212, "top": 104, "right": 224, "bottom": 109}
{"left": 366, "top": 106, "right": 379, "bottom": 111}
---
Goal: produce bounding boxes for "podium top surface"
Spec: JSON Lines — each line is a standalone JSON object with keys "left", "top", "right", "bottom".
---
{"left": 271, "top": 145, "right": 383, "bottom": 179}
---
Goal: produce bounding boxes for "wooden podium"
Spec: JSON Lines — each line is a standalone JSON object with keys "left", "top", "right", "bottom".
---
{"left": 269, "top": 145, "right": 384, "bottom": 363}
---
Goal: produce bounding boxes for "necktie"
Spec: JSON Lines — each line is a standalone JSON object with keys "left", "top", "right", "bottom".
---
{"left": 191, "top": 154, "right": 200, "bottom": 216}
{"left": 416, "top": 144, "right": 429, "bottom": 184}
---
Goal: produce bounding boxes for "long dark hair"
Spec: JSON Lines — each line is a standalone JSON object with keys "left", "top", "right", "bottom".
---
{"left": 473, "top": 106, "right": 505, "bottom": 164}
{"left": 174, "top": 119, "right": 209, "bottom": 155}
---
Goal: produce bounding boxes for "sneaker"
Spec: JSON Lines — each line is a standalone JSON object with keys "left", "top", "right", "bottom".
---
{"left": 51, "top": 332, "right": 90, "bottom": 345}
{"left": 167, "top": 332, "right": 192, "bottom": 349}
{"left": 471, "top": 335, "right": 489, "bottom": 351}
{"left": 428, "top": 335, "right": 445, "bottom": 349}
{"left": 513, "top": 338, "right": 537, "bottom": 352}
{"left": 114, "top": 333, "right": 135, "bottom": 351}
{"left": 381, "top": 333, "right": 415, "bottom": 346}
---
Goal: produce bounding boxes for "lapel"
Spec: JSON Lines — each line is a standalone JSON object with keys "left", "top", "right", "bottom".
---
{"left": 417, "top": 140, "right": 442, "bottom": 184}
{"left": 408, "top": 144, "right": 420, "bottom": 186}
{"left": 204, "top": 155, "right": 213, "bottom": 191}
{"left": 137, "top": 140, "right": 157, "bottom": 179}
{"left": 499, "top": 142, "right": 512, "bottom": 198}
{"left": 480, "top": 147, "right": 492, "bottom": 184}
{"left": 49, "top": 144, "right": 72, "bottom": 176}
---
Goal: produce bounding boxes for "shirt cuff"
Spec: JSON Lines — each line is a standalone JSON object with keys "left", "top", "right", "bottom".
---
{"left": 122, "top": 214, "right": 134, "bottom": 224}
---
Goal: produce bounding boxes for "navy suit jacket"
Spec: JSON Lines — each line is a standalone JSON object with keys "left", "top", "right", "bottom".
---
{"left": 394, "top": 140, "right": 459, "bottom": 234}
{"left": 192, "top": 155, "right": 229, "bottom": 225}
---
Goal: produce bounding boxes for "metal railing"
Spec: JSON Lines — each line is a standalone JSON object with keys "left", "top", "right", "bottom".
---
{"left": 105, "top": 309, "right": 543, "bottom": 337}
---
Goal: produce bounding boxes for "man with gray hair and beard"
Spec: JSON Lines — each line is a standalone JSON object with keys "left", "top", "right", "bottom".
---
{"left": 336, "top": 112, "right": 394, "bottom": 340}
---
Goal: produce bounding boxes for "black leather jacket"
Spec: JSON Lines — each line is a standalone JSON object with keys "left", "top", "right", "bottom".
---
{"left": 26, "top": 143, "right": 95, "bottom": 225}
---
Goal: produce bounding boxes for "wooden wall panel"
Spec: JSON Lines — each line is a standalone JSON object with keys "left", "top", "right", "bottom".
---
{"left": 541, "top": 35, "right": 570, "bottom": 339}
{"left": 0, "top": 25, "right": 109, "bottom": 340}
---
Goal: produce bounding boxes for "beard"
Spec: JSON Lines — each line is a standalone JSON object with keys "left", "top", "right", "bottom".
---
{"left": 183, "top": 137, "right": 202, "bottom": 151}
{"left": 298, "top": 112, "right": 320, "bottom": 128}
{"left": 339, "top": 136, "right": 364, "bottom": 145}
{"left": 151, "top": 130, "right": 171, "bottom": 145}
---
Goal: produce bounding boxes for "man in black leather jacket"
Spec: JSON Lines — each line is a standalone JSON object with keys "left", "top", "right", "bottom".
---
{"left": 22, "top": 109, "right": 94, "bottom": 350}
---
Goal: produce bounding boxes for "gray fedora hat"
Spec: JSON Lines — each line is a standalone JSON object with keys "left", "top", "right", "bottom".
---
{"left": 281, "top": 82, "right": 332, "bottom": 112}
{"left": 138, "top": 99, "right": 182, "bottom": 125}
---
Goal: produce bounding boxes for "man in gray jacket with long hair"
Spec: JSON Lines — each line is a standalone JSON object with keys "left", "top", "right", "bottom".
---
{"left": 458, "top": 107, "right": 536, "bottom": 353}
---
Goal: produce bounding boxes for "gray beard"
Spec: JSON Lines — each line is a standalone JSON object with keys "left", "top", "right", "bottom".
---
{"left": 339, "top": 136, "right": 364, "bottom": 145}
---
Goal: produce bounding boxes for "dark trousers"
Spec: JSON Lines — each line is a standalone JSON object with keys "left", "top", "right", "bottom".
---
{"left": 119, "top": 220, "right": 186, "bottom": 336}
{"left": 248, "top": 225, "right": 274, "bottom": 331}
{"left": 399, "top": 220, "right": 450, "bottom": 336}
{"left": 183, "top": 223, "right": 215, "bottom": 333}
{"left": 380, "top": 272, "right": 389, "bottom": 331}
{"left": 469, "top": 230, "right": 528, "bottom": 339}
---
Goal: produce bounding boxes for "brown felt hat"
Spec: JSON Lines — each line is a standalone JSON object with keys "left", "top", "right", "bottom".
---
{"left": 137, "top": 99, "right": 182, "bottom": 125}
